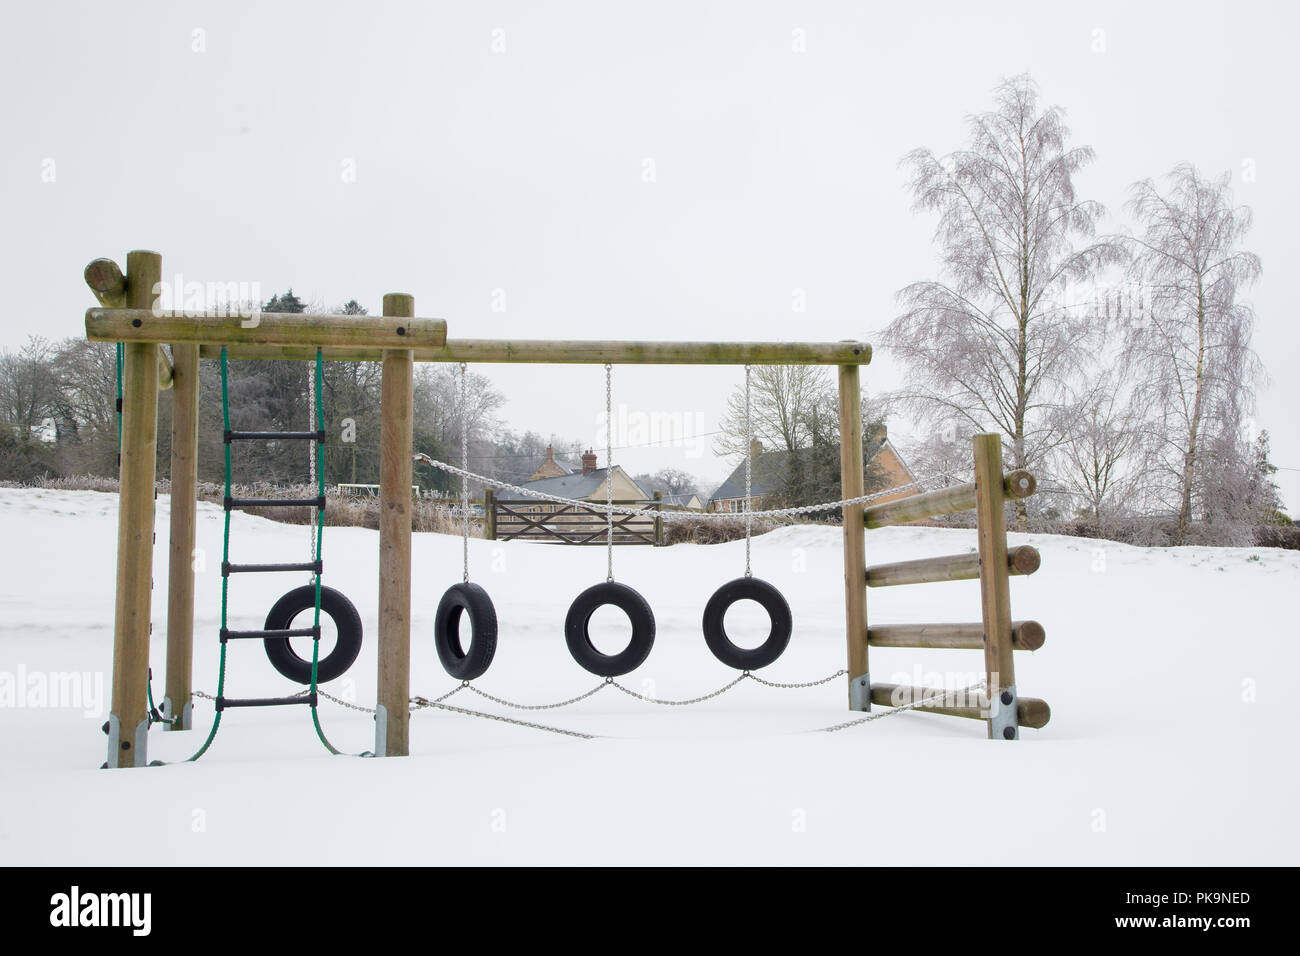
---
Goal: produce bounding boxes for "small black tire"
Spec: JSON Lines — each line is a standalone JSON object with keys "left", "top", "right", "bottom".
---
{"left": 263, "top": 585, "right": 364, "bottom": 685}
{"left": 701, "top": 577, "right": 792, "bottom": 670}
{"left": 433, "top": 582, "right": 498, "bottom": 681}
{"left": 564, "top": 582, "right": 656, "bottom": 677}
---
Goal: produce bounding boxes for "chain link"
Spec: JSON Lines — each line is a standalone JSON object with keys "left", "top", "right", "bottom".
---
{"left": 466, "top": 681, "right": 610, "bottom": 711}
{"left": 743, "top": 364, "right": 752, "bottom": 577}
{"left": 605, "top": 363, "right": 614, "bottom": 583}
{"left": 411, "top": 697, "right": 597, "bottom": 739}
{"left": 747, "top": 668, "right": 847, "bottom": 689}
{"left": 460, "top": 362, "right": 470, "bottom": 583}
{"left": 610, "top": 674, "right": 750, "bottom": 705}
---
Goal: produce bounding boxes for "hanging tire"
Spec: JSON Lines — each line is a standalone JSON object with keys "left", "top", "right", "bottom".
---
{"left": 263, "top": 585, "right": 364, "bottom": 685}
{"left": 434, "top": 582, "right": 498, "bottom": 680}
{"left": 564, "top": 582, "right": 656, "bottom": 677}
{"left": 702, "top": 577, "right": 792, "bottom": 670}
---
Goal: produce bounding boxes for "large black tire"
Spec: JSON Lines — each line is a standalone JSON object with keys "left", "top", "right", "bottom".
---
{"left": 434, "top": 582, "right": 498, "bottom": 680}
{"left": 701, "top": 577, "right": 792, "bottom": 670}
{"left": 564, "top": 582, "right": 656, "bottom": 677}
{"left": 263, "top": 585, "right": 364, "bottom": 685}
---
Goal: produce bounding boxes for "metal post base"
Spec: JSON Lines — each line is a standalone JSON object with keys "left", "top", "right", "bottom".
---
{"left": 104, "top": 714, "right": 150, "bottom": 767}
{"left": 373, "top": 704, "right": 388, "bottom": 757}
{"left": 990, "top": 684, "right": 1019, "bottom": 740}
{"left": 161, "top": 696, "right": 193, "bottom": 731}
{"left": 849, "top": 672, "right": 871, "bottom": 712}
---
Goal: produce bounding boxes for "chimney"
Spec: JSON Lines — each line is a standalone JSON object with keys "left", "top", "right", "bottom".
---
{"left": 544, "top": 444, "right": 555, "bottom": 463}
{"left": 581, "top": 449, "right": 598, "bottom": 475}
{"left": 869, "top": 424, "right": 887, "bottom": 445}
{"left": 749, "top": 438, "right": 763, "bottom": 459}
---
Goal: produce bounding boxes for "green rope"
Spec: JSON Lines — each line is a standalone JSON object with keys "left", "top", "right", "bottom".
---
{"left": 307, "top": 349, "right": 344, "bottom": 755}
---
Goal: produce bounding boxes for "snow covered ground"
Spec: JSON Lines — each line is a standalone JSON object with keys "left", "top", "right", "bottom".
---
{"left": 0, "top": 487, "right": 1296, "bottom": 865}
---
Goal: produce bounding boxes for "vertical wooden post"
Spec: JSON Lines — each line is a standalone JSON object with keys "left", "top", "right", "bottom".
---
{"left": 837, "top": 362, "right": 869, "bottom": 710}
{"left": 376, "top": 293, "right": 415, "bottom": 757}
{"left": 653, "top": 490, "right": 663, "bottom": 546}
{"left": 163, "top": 342, "right": 199, "bottom": 730}
{"left": 973, "top": 433, "right": 1017, "bottom": 739}
{"left": 484, "top": 487, "right": 496, "bottom": 540}
{"left": 107, "top": 250, "right": 162, "bottom": 767}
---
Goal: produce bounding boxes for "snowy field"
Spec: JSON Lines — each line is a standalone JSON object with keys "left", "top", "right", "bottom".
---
{"left": 0, "top": 487, "right": 1296, "bottom": 865}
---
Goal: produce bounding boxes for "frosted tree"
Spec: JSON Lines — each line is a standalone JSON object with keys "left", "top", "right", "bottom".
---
{"left": 1121, "top": 164, "right": 1262, "bottom": 544}
{"left": 881, "top": 75, "right": 1122, "bottom": 526}
{"left": 1051, "top": 372, "right": 1145, "bottom": 533}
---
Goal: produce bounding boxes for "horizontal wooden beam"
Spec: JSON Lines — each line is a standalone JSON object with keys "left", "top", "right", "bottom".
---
{"left": 195, "top": 339, "right": 872, "bottom": 365}
{"left": 85, "top": 258, "right": 128, "bottom": 308}
{"left": 85, "top": 308, "right": 448, "bottom": 350}
{"left": 864, "top": 470, "right": 1036, "bottom": 529}
{"left": 870, "top": 682, "right": 1051, "bottom": 729}
{"left": 865, "top": 545, "right": 1040, "bottom": 588}
{"left": 867, "top": 620, "right": 1045, "bottom": 651}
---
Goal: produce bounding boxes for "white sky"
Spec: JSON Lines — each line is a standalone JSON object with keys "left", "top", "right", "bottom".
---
{"left": 3, "top": 1, "right": 1297, "bottom": 505}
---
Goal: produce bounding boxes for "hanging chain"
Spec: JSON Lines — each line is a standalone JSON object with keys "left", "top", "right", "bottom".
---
{"left": 467, "top": 681, "right": 610, "bottom": 711}
{"left": 306, "top": 359, "right": 317, "bottom": 582}
{"left": 605, "top": 362, "right": 614, "bottom": 583}
{"left": 460, "top": 362, "right": 470, "bottom": 583}
{"left": 744, "top": 364, "right": 753, "bottom": 577}
{"left": 816, "top": 681, "right": 988, "bottom": 732}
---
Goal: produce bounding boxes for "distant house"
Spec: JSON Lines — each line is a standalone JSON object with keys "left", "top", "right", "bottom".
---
{"left": 519, "top": 448, "right": 652, "bottom": 511}
{"left": 660, "top": 492, "right": 705, "bottom": 511}
{"left": 708, "top": 427, "right": 917, "bottom": 513}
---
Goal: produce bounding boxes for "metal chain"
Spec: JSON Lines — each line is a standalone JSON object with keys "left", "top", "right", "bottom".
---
{"left": 414, "top": 455, "right": 943, "bottom": 522}
{"left": 610, "top": 674, "right": 750, "bottom": 705}
{"left": 748, "top": 668, "right": 846, "bottom": 689}
{"left": 466, "top": 681, "right": 610, "bottom": 711}
{"left": 743, "top": 364, "right": 752, "bottom": 577}
{"left": 605, "top": 362, "right": 613, "bottom": 583}
{"left": 411, "top": 697, "right": 597, "bottom": 740}
{"left": 816, "top": 681, "right": 987, "bottom": 732}
{"left": 306, "top": 362, "right": 317, "bottom": 583}
{"left": 460, "top": 362, "right": 469, "bottom": 583}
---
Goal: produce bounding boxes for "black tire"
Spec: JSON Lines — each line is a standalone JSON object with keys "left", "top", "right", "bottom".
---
{"left": 701, "top": 577, "right": 792, "bottom": 670}
{"left": 433, "top": 582, "right": 498, "bottom": 680}
{"left": 263, "top": 585, "right": 364, "bottom": 685}
{"left": 564, "top": 582, "right": 656, "bottom": 677}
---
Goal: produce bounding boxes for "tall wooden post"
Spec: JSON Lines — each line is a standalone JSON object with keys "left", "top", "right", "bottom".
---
{"left": 838, "top": 362, "right": 869, "bottom": 710}
{"left": 653, "top": 490, "right": 664, "bottom": 546}
{"left": 484, "top": 487, "right": 496, "bottom": 540}
{"left": 163, "top": 341, "right": 199, "bottom": 730}
{"left": 376, "top": 293, "right": 415, "bottom": 757}
{"left": 973, "top": 433, "right": 1017, "bottom": 739}
{"left": 107, "top": 250, "right": 162, "bottom": 767}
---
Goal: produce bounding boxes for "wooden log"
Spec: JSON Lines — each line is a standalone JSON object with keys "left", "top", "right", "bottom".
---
{"left": 163, "top": 342, "right": 199, "bottom": 730}
{"left": 862, "top": 470, "right": 1036, "bottom": 529}
{"left": 838, "top": 362, "right": 869, "bottom": 709}
{"left": 107, "top": 250, "right": 162, "bottom": 768}
{"left": 869, "top": 683, "right": 1050, "bottom": 729}
{"left": 973, "top": 433, "right": 1015, "bottom": 738}
{"left": 156, "top": 346, "right": 173, "bottom": 390}
{"left": 865, "top": 545, "right": 1040, "bottom": 587}
{"left": 653, "top": 490, "right": 664, "bottom": 546}
{"left": 85, "top": 258, "right": 127, "bottom": 307}
{"left": 195, "top": 339, "right": 871, "bottom": 366}
{"left": 86, "top": 308, "right": 447, "bottom": 350}
{"left": 483, "top": 488, "right": 496, "bottom": 540}
{"left": 377, "top": 293, "right": 415, "bottom": 758}
{"left": 867, "top": 620, "right": 1045, "bottom": 651}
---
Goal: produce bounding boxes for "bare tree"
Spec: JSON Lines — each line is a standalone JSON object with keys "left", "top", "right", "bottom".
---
{"left": 0, "top": 336, "right": 59, "bottom": 438}
{"left": 881, "top": 74, "right": 1122, "bottom": 526}
{"left": 714, "top": 365, "right": 827, "bottom": 456}
{"left": 1122, "top": 164, "right": 1262, "bottom": 544}
{"left": 1051, "top": 372, "right": 1144, "bottom": 533}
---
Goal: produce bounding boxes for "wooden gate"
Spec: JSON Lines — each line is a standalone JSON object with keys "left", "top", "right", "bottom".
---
{"left": 487, "top": 494, "right": 663, "bottom": 545}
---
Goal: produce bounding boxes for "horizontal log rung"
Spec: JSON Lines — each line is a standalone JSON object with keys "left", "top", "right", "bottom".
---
{"left": 863, "top": 470, "right": 1036, "bottom": 529}
{"left": 870, "top": 683, "right": 1050, "bottom": 729}
{"left": 867, "top": 620, "right": 1046, "bottom": 651}
{"left": 865, "top": 545, "right": 1041, "bottom": 588}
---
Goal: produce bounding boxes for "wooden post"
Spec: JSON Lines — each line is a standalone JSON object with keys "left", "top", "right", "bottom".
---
{"left": 838, "top": 362, "right": 869, "bottom": 710}
{"left": 163, "top": 342, "right": 199, "bottom": 730}
{"left": 483, "top": 487, "right": 496, "bottom": 540}
{"left": 653, "top": 490, "right": 664, "bottom": 546}
{"left": 973, "top": 433, "right": 1017, "bottom": 739}
{"left": 107, "top": 250, "right": 162, "bottom": 767}
{"left": 376, "top": 293, "right": 415, "bottom": 757}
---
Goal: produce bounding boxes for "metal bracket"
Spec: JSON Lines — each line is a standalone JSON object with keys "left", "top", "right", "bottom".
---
{"left": 373, "top": 704, "right": 388, "bottom": 758}
{"left": 849, "top": 672, "right": 871, "bottom": 712}
{"left": 990, "top": 684, "right": 1019, "bottom": 740}
{"left": 103, "top": 715, "right": 150, "bottom": 767}
{"left": 162, "top": 696, "right": 193, "bottom": 731}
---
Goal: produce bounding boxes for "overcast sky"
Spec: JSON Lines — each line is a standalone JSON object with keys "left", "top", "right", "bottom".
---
{"left": 3, "top": 1, "right": 1297, "bottom": 504}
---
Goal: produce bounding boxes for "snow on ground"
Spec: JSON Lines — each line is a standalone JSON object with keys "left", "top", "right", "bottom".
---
{"left": 0, "top": 487, "right": 1296, "bottom": 864}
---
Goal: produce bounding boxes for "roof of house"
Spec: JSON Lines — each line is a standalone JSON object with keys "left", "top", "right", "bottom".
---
{"left": 709, "top": 437, "right": 902, "bottom": 503}
{"left": 660, "top": 493, "right": 702, "bottom": 507}
{"left": 521, "top": 465, "right": 649, "bottom": 501}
